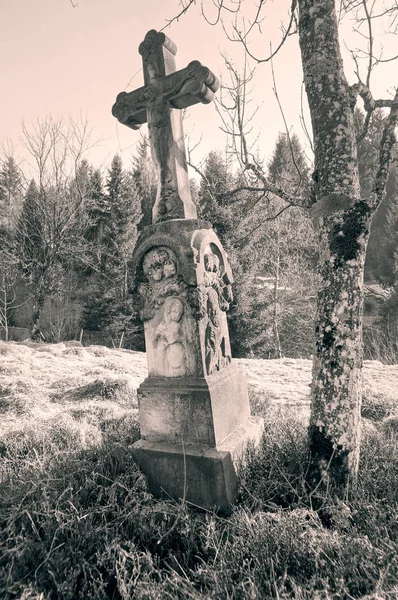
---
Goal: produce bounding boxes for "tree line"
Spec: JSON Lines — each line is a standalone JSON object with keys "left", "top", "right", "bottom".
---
{"left": 0, "top": 112, "right": 396, "bottom": 357}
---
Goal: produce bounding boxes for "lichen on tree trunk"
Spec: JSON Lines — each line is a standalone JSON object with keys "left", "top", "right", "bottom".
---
{"left": 298, "top": 0, "right": 369, "bottom": 494}
{"left": 308, "top": 197, "right": 371, "bottom": 493}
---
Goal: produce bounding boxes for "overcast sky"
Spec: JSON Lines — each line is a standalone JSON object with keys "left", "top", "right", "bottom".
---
{"left": 1, "top": 0, "right": 397, "bottom": 177}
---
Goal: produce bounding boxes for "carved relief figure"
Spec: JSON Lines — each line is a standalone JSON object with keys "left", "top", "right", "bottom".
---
{"left": 205, "top": 288, "right": 230, "bottom": 375}
{"left": 143, "top": 247, "right": 172, "bottom": 283}
{"left": 153, "top": 297, "right": 187, "bottom": 377}
{"left": 199, "top": 249, "right": 233, "bottom": 375}
{"left": 203, "top": 251, "right": 232, "bottom": 311}
{"left": 138, "top": 246, "right": 185, "bottom": 320}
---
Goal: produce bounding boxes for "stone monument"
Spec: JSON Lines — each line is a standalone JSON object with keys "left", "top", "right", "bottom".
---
{"left": 112, "top": 29, "right": 263, "bottom": 512}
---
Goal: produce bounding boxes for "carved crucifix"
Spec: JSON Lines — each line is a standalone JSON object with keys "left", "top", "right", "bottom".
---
{"left": 112, "top": 29, "right": 219, "bottom": 224}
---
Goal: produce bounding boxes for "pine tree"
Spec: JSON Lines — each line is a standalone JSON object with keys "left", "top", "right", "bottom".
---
{"left": 0, "top": 156, "right": 23, "bottom": 229}
{"left": 265, "top": 135, "right": 315, "bottom": 357}
{"left": 105, "top": 154, "right": 140, "bottom": 274}
{"left": 81, "top": 155, "right": 141, "bottom": 346}
{"left": 131, "top": 137, "right": 157, "bottom": 230}
{"left": 268, "top": 133, "right": 310, "bottom": 196}
{"left": 16, "top": 181, "right": 47, "bottom": 339}
{"left": 82, "top": 169, "right": 110, "bottom": 271}
{"left": 197, "top": 150, "right": 235, "bottom": 244}
{"left": 227, "top": 133, "right": 315, "bottom": 358}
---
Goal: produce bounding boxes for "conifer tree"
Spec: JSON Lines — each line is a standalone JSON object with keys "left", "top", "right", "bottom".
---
{"left": 16, "top": 181, "right": 47, "bottom": 339}
{"left": 131, "top": 137, "right": 157, "bottom": 230}
{"left": 82, "top": 155, "right": 141, "bottom": 345}
{"left": 268, "top": 133, "right": 310, "bottom": 197}
{"left": 0, "top": 156, "right": 23, "bottom": 229}
{"left": 240, "top": 132, "right": 315, "bottom": 358}
{"left": 105, "top": 154, "right": 140, "bottom": 275}
{"left": 82, "top": 169, "right": 110, "bottom": 271}
{"left": 197, "top": 150, "right": 234, "bottom": 244}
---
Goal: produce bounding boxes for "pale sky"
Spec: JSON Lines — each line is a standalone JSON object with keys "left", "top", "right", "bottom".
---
{"left": 1, "top": 0, "right": 397, "bottom": 177}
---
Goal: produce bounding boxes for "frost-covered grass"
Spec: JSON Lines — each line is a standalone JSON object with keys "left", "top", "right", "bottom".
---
{"left": 0, "top": 341, "right": 147, "bottom": 453}
{"left": 1, "top": 341, "right": 398, "bottom": 599}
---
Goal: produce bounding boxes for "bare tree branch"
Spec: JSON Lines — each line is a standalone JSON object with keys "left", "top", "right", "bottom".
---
{"left": 233, "top": 202, "right": 292, "bottom": 248}
{"left": 351, "top": 80, "right": 397, "bottom": 141}
{"left": 270, "top": 42, "right": 304, "bottom": 193}
{"left": 372, "top": 87, "right": 398, "bottom": 206}
{"left": 162, "top": 0, "right": 196, "bottom": 30}
{"left": 228, "top": 0, "right": 298, "bottom": 63}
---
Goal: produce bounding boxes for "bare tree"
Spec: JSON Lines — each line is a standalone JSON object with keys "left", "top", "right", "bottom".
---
{"left": 168, "top": 0, "right": 398, "bottom": 496}
{"left": 17, "top": 116, "right": 97, "bottom": 340}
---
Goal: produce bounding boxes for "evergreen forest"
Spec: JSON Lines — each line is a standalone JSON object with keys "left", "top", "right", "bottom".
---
{"left": 1, "top": 112, "right": 397, "bottom": 362}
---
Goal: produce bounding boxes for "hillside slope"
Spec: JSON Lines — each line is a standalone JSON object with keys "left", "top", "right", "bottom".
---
{"left": 1, "top": 341, "right": 397, "bottom": 445}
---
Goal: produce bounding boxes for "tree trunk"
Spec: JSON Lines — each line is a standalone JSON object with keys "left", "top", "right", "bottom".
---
{"left": 2, "top": 284, "right": 9, "bottom": 343}
{"left": 273, "top": 228, "right": 282, "bottom": 359}
{"left": 31, "top": 292, "right": 46, "bottom": 341}
{"left": 298, "top": 0, "right": 371, "bottom": 495}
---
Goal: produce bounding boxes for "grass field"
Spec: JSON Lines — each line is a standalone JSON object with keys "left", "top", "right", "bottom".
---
{"left": 1, "top": 341, "right": 398, "bottom": 599}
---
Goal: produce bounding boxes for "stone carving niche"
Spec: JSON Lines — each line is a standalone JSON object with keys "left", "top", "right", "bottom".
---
{"left": 136, "top": 244, "right": 198, "bottom": 378}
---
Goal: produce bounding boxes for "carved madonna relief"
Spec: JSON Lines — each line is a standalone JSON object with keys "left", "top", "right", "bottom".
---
{"left": 137, "top": 245, "right": 197, "bottom": 378}
{"left": 153, "top": 296, "right": 189, "bottom": 377}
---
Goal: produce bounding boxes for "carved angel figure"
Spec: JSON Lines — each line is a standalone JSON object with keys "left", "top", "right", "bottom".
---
{"left": 205, "top": 288, "right": 227, "bottom": 375}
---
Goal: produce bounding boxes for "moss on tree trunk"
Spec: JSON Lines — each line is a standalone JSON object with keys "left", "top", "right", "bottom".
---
{"left": 298, "top": 0, "right": 370, "bottom": 494}
{"left": 308, "top": 199, "right": 372, "bottom": 494}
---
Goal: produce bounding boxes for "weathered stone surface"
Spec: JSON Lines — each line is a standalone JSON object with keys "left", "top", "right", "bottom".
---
{"left": 131, "top": 440, "right": 238, "bottom": 513}
{"left": 218, "top": 416, "right": 264, "bottom": 465}
{"left": 129, "top": 219, "right": 263, "bottom": 511}
{"left": 112, "top": 30, "right": 219, "bottom": 223}
{"left": 131, "top": 220, "right": 233, "bottom": 380}
{"left": 131, "top": 415, "right": 264, "bottom": 512}
{"left": 137, "top": 364, "right": 251, "bottom": 447}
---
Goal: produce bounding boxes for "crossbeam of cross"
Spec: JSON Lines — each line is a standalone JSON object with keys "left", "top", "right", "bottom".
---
{"left": 112, "top": 29, "right": 219, "bottom": 224}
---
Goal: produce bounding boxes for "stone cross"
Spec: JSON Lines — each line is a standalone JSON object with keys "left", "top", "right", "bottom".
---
{"left": 112, "top": 29, "right": 219, "bottom": 224}
{"left": 111, "top": 30, "right": 263, "bottom": 512}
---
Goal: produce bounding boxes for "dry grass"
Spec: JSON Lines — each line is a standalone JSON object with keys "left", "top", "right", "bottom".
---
{"left": 1, "top": 341, "right": 398, "bottom": 599}
{"left": 1, "top": 342, "right": 398, "bottom": 441}
{"left": 0, "top": 341, "right": 147, "bottom": 449}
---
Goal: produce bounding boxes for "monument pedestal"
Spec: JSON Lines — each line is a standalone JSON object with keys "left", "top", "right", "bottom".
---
{"left": 130, "top": 220, "right": 263, "bottom": 512}
{"left": 132, "top": 369, "right": 263, "bottom": 511}
{"left": 132, "top": 442, "right": 237, "bottom": 512}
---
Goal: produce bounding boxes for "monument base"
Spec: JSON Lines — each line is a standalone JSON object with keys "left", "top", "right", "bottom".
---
{"left": 137, "top": 365, "right": 251, "bottom": 447}
{"left": 131, "top": 416, "right": 264, "bottom": 513}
